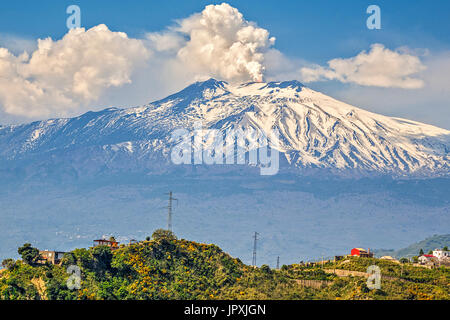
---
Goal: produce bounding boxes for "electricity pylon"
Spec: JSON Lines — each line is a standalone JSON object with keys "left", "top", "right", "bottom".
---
{"left": 166, "top": 191, "right": 178, "bottom": 231}
{"left": 252, "top": 232, "right": 259, "bottom": 267}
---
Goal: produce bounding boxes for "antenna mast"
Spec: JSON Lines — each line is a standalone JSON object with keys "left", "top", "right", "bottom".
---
{"left": 252, "top": 232, "right": 259, "bottom": 267}
{"left": 166, "top": 191, "right": 178, "bottom": 231}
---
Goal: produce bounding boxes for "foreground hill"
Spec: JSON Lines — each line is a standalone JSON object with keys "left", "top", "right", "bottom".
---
{"left": 1, "top": 231, "right": 448, "bottom": 300}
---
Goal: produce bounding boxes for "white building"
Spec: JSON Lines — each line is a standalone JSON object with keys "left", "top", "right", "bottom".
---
{"left": 380, "top": 256, "right": 399, "bottom": 263}
{"left": 418, "top": 255, "right": 434, "bottom": 264}
{"left": 432, "top": 249, "right": 449, "bottom": 260}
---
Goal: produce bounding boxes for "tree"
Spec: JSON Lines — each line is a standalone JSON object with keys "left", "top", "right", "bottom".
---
{"left": 17, "top": 243, "right": 40, "bottom": 265}
{"left": 260, "top": 264, "right": 272, "bottom": 274}
{"left": 399, "top": 258, "right": 409, "bottom": 264}
{"left": 92, "top": 245, "right": 113, "bottom": 273}
{"left": 428, "top": 250, "right": 433, "bottom": 255}
{"left": 1, "top": 258, "right": 15, "bottom": 270}
{"left": 419, "top": 249, "right": 424, "bottom": 255}
{"left": 443, "top": 246, "right": 448, "bottom": 251}
{"left": 152, "top": 229, "right": 177, "bottom": 241}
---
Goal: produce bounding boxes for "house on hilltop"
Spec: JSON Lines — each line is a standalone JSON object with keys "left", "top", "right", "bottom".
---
{"left": 418, "top": 254, "right": 436, "bottom": 265}
{"left": 432, "top": 249, "right": 449, "bottom": 260}
{"left": 37, "top": 250, "right": 66, "bottom": 265}
{"left": 93, "top": 237, "right": 119, "bottom": 250}
{"left": 380, "top": 256, "right": 399, "bottom": 263}
{"left": 351, "top": 248, "right": 374, "bottom": 258}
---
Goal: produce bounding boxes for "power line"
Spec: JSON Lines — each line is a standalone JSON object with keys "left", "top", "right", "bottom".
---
{"left": 252, "top": 232, "right": 259, "bottom": 267}
{"left": 166, "top": 191, "right": 178, "bottom": 231}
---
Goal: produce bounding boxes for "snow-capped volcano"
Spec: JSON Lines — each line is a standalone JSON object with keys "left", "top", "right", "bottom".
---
{"left": 1, "top": 79, "right": 449, "bottom": 264}
{"left": 0, "top": 78, "right": 449, "bottom": 177}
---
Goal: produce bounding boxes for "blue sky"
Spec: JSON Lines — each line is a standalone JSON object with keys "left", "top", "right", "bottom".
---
{"left": 1, "top": 0, "right": 449, "bottom": 59}
{"left": 0, "top": 0, "right": 449, "bottom": 128}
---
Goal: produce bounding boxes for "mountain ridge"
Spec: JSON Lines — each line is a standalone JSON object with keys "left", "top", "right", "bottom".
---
{"left": 375, "top": 234, "right": 450, "bottom": 258}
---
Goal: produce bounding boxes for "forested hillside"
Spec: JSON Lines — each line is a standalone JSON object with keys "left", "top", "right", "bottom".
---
{"left": 1, "top": 230, "right": 448, "bottom": 300}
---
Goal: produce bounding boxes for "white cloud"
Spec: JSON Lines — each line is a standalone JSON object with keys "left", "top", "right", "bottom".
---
{"left": 323, "top": 50, "right": 450, "bottom": 129}
{"left": 0, "top": 3, "right": 277, "bottom": 120}
{"left": 300, "top": 44, "right": 426, "bottom": 89}
{"left": 0, "top": 24, "right": 149, "bottom": 118}
{"left": 147, "top": 2, "right": 276, "bottom": 83}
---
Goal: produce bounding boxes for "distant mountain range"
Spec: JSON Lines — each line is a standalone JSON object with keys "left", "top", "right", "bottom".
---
{"left": 375, "top": 234, "right": 450, "bottom": 258}
{"left": 0, "top": 79, "right": 448, "bottom": 265}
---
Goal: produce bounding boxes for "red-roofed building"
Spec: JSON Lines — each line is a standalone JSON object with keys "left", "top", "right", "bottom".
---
{"left": 351, "top": 248, "right": 374, "bottom": 258}
{"left": 93, "top": 237, "right": 119, "bottom": 250}
{"left": 418, "top": 254, "right": 436, "bottom": 265}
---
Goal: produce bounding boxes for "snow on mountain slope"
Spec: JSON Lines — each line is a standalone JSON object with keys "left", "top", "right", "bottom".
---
{"left": 0, "top": 79, "right": 449, "bottom": 176}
